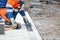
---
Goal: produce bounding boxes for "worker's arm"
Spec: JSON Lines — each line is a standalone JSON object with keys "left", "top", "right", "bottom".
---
{"left": 1, "top": 14, "right": 10, "bottom": 22}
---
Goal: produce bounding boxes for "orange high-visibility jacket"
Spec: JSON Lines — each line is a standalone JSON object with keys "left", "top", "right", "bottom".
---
{"left": 7, "top": 0, "right": 20, "bottom": 8}
{"left": 0, "top": 8, "right": 10, "bottom": 22}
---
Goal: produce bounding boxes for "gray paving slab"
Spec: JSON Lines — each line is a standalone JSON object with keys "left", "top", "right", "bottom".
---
{"left": 0, "top": 25, "right": 30, "bottom": 40}
{"left": 0, "top": 20, "right": 5, "bottom": 35}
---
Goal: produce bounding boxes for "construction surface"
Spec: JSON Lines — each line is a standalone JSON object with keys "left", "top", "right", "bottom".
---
{"left": 0, "top": 12, "right": 42, "bottom": 40}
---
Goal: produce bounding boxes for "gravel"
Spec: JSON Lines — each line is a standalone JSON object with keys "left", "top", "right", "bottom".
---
{"left": 28, "top": 4, "right": 60, "bottom": 40}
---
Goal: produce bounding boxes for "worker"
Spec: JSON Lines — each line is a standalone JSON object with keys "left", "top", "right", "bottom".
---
{"left": 6, "top": 0, "right": 31, "bottom": 27}
{"left": 6, "top": 0, "right": 17, "bottom": 28}
{"left": 13, "top": 0, "right": 31, "bottom": 25}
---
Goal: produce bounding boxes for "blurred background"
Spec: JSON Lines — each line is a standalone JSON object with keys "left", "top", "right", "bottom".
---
{"left": 24, "top": 0, "right": 60, "bottom": 40}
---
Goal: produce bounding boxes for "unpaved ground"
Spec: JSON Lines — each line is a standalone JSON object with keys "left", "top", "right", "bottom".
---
{"left": 33, "top": 16, "right": 60, "bottom": 40}
{"left": 28, "top": 4, "right": 60, "bottom": 40}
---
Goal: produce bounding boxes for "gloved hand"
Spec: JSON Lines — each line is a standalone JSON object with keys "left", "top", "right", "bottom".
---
{"left": 12, "top": 22, "right": 17, "bottom": 29}
{"left": 10, "top": 18, "right": 17, "bottom": 29}
{"left": 17, "top": 6, "right": 22, "bottom": 12}
{"left": 18, "top": 6, "right": 21, "bottom": 9}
